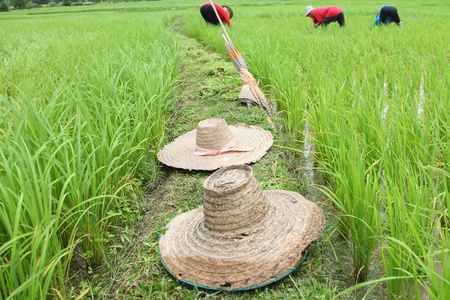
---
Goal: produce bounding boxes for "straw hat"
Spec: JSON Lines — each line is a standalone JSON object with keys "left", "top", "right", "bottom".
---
{"left": 222, "top": 5, "right": 233, "bottom": 19}
{"left": 159, "top": 165, "right": 324, "bottom": 290}
{"left": 305, "top": 5, "right": 314, "bottom": 17}
{"left": 157, "top": 118, "right": 273, "bottom": 171}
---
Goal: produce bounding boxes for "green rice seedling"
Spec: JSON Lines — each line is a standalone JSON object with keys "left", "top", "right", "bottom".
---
{"left": 438, "top": 168, "right": 450, "bottom": 299}
{"left": 337, "top": 160, "right": 448, "bottom": 298}
{"left": 0, "top": 133, "right": 87, "bottom": 299}
{"left": 305, "top": 74, "right": 385, "bottom": 283}
{"left": 379, "top": 115, "right": 446, "bottom": 298}
{"left": 428, "top": 103, "right": 450, "bottom": 299}
{"left": 0, "top": 8, "right": 182, "bottom": 298}
{"left": 342, "top": 144, "right": 381, "bottom": 284}
{"left": 267, "top": 61, "right": 308, "bottom": 142}
{"left": 436, "top": 119, "right": 450, "bottom": 229}
{"left": 174, "top": 1, "right": 449, "bottom": 298}
{"left": 437, "top": 234, "right": 450, "bottom": 300}
{"left": 317, "top": 128, "right": 381, "bottom": 283}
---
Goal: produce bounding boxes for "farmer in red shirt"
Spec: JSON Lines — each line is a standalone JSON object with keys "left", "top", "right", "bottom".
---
{"left": 200, "top": 2, "right": 234, "bottom": 27}
{"left": 305, "top": 5, "right": 345, "bottom": 28}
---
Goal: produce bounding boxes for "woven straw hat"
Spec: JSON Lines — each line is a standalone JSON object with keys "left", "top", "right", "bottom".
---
{"left": 305, "top": 5, "right": 314, "bottom": 17}
{"left": 159, "top": 165, "right": 324, "bottom": 291}
{"left": 157, "top": 118, "right": 273, "bottom": 171}
{"left": 222, "top": 5, "right": 233, "bottom": 19}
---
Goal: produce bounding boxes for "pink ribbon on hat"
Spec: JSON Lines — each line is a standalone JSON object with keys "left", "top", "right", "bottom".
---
{"left": 193, "top": 139, "right": 253, "bottom": 156}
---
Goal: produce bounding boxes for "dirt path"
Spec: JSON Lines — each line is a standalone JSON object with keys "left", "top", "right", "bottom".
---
{"left": 90, "top": 20, "right": 358, "bottom": 300}
{"left": 93, "top": 22, "right": 289, "bottom": 298}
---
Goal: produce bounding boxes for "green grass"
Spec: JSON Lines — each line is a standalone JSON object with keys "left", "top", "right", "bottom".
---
{"left": 0, "top": 4, "right": 181, "bottom": 298}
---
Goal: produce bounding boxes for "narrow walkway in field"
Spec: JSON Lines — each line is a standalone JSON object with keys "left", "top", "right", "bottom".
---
{"left": 97, "top": 19, "right": 354, "bottom": 299}
{"left": 98, "top": 20, "right": 285, "bottom": 298}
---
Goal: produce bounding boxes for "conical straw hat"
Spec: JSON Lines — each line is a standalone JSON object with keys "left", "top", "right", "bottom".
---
{"left": 157, "top": 119, "right": 273, "bottom": 171}
{"left": 222, "top": 5, "right": 233, "bottom": 19}
{"left": 239, "top": 84, "right": 259, "bottom": 106}
{"left": 159, "top": 165, "right": 324, "bottom": 291}
{"left": 305, "top": 5, "right": 314, "bottom": 17}
{"left": 239, "top": 69, "right": 275, "bottom": 116}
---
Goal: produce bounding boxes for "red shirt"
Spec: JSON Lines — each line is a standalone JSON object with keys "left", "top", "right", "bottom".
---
{"left": 201, "top": 2, "right": 231, "bottom": 26}
{"left": 308, "top": 6, "right": 343, "bottom": 25}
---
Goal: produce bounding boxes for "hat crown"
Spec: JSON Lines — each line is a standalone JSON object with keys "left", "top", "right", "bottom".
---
{"left": 196, "top": 118, "right": 235, "bottom": 150}
{"left": 203, "top": 165, "right": 268, "bottom": 232}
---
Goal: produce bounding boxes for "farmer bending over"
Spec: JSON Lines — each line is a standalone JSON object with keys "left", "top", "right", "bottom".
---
{"left": 305, "top": 5, "right": 345, "bottom": 28}
{"left": 200, "top": 2, "right": 233, "bottom": 27}
{"left": 371, "top": 5, "right": 403, "bottom": 29}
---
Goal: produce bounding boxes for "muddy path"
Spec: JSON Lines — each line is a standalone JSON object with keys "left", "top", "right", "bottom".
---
{"left": 89, "top": 20, "right": 362, "bottom": 299}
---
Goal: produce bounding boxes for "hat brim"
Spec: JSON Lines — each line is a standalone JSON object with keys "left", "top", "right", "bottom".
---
{"left": 159, "top": 190, "right": 324, "bottom": 290}
{"left": 157, "top": 124, "right": 273, "bottom": 171}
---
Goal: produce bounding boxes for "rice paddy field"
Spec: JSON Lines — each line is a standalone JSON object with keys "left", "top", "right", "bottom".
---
{"left": 1, "top": 0, "right": 449, "bottom": 299}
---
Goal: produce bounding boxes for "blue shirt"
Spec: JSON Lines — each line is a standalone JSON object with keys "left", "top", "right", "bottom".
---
{"left": 371, "top": 5, "right": 394, "bottom": 28}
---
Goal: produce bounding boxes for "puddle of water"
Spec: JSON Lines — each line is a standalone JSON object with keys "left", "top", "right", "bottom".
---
{"left": 411, "top": 262, "right": 442, "bottom": 300}
{"left": 383, "top": 81, "right": 390, "bottom": 98}
{"left": 418, "top": 74, "right": 425, "bottom": 121}
{"left": 301, "top": 117, "right": 326, "bottom": 200}
{"left": 302, "top": 119, "right": 315, "bottom": 184}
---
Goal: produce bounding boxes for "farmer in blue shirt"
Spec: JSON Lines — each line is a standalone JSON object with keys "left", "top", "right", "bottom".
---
{"left": 371, "top": 5, "right": 403, "bottom": 29}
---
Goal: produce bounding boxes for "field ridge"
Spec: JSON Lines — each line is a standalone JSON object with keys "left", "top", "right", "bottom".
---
{"left": 85, "top": 18, "right": 353, "bottom": 299}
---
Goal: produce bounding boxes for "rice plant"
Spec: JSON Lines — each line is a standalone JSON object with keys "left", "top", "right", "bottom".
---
{"left": 183, "top": 1, "right": 449, "bottom": 297}
{"left": 0, "top": 8, "right": 181, "bottom": 298}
